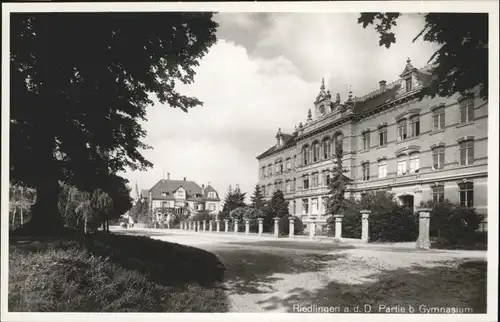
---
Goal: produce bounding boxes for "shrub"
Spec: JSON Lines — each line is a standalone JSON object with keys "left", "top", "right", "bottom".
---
{"left": 340, "top": 192, "right": 418, "bottom": 242}
{"left": 190, "top": 210, "right": 213, "bottom": 222}
{"left": 278, "top": 216, "right": 304, "bottom": 236}
{"left": 420, "top": 199, "right": 484, "bottom": 249}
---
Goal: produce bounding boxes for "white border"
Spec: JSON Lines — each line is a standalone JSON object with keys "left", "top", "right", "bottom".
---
{"left": 2, "top": 2, "right": 499, "bottom": 322}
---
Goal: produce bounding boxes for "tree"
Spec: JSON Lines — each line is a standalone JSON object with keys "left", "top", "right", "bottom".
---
{"left": 266, "top": 190, "right": 289, "bottom": 220}
{"left": 326, "top": 139, "right": 350, "bottom": 219}
{"left": 250, "top": 185, "right": 265, "bottom": 210}
{"left": 10, "top": 13, "right": 218, "bottom": 234}
{"left": 358, "top": 13, "right": 488, "bottom": 100}
{"left": 221, "top": 185, "right": 247, "bottom": 219}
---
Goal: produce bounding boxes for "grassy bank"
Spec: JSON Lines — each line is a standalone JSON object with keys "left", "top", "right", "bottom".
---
{"left": 9, "top": 232, "right": 229, "bottom": 312}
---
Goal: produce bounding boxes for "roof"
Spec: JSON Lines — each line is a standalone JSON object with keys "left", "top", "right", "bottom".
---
{"left": 256, "top": 61, "right": 435, "bottom": 160}
{"left": 144, "top": 179, "right": 220, "bottom": 202}
{"left": 203, "top": 184, "right": 220, "bottom": 201}
{"left": 256, "top": 132, "right": 297, "bottom": 160}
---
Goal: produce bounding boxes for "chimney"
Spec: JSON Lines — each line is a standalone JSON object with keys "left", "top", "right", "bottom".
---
{"left": 379, "top": 80, "right": 387, "bottom": 91}
{"left": 202, "top": 184, "right": 205, "bottom": 194}
{"left": 167, "top": 172, "right": 170, "bottom": 180}
{"left": 183, "top": 177, "right": 186, "bottom": 181}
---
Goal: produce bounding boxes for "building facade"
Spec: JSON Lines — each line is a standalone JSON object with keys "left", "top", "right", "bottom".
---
{"left": 256, "top": 58, "right": 488, "bottom": 231}
{"left": 140, "top": 173, "right": 221, "bottom": 218}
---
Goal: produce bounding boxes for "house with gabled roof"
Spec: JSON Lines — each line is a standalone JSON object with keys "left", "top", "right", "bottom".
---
{"left": 140, "top": 173, "right": 221, "bottom": 217}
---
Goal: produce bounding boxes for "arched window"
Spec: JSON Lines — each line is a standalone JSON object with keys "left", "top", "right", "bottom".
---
{"left": 323, "top": 138, "right": 331, "bottom": 160}
{"left": 302, "top": 145, "right": 310, "bottom": 166}
{"left": 409, "top": 115, "right": 420, "bottom": 137}
{"left": 312, "top": 142, "right": 320, "bottom": 163}
{"left": 397, "top": 119, "right": 408, "bottom": 141}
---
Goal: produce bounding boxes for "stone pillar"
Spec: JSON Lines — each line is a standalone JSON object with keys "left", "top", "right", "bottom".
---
{"left": 203, "top": 220, "right": 207, "bottom": 231}
{"left": 209, "top": 220, "right": 213, "bottom": 232}
{"left": 180, "top": 221, "right": 183, "bottom": 230}
{"left": 274, "top": 217, "right": 280, "bottom": 237}
{"left": 234, "top": 219, "right": 239, "bottom": 233}
{"left": 197, "top": 221, "right": 200, "bottom": 231}
{"left": 245, "top": 219, "right": 250, "bottom": 234}
{"left": 334, "top": 214, "right": 344, "bottom": 239}
{"left": 224, "top": 219, "right": 229, "bottom": 232}
{"left": 416, "top": 208, "right": 432, "bottom": 249}
{"left": 258, "top": 218, "right": 264, "bottom": 235}
{"left": 360, "top": 210, "right": 371, "bottom": 243}
{"left": 216, "top": 220, "right": 221, "bottom": 232}
{"left": 289, "top": 217, "right": 295, "bottom": 238}
{"left": 309, "top": 221, "right": 316, "bottom": 239}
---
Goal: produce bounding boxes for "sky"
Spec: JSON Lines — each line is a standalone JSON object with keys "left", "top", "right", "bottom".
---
{"left": 121, "top": 12, "right": 439, "bottom": 202}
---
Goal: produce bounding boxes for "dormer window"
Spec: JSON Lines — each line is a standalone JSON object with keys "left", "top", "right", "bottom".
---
{"left": 405, "top": 77, "right": 412, "bottom": 92}
{"left": 162, "top": 192, "right": 167, "bottom": 197}
{"left": 176, "top": 190, "right": 185, "bottom": 198}
{"left": 319, "top": 105, "right": 325, "bottom": 115}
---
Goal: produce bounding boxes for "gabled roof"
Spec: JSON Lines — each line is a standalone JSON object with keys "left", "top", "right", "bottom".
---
{"left": 148, "top": 179, "right": 203, "bottom": 200}
{"left": 204, "top": 184, "right": 221, "bottom": 201}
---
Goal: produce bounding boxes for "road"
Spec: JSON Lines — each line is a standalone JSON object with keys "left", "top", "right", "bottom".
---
{"left": 113, "top": 227, "right": 487, "bottom": 313}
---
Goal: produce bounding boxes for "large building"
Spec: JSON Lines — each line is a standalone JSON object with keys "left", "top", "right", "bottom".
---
{"left": 256, "top": 58, "right": 488, "bottom": 231}
{"left": 140, "top": 173, "right": 221, "bottom": 217}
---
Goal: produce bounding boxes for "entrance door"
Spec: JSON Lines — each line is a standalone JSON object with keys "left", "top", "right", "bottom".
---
{"left": 399, "top": 194, "right": 414, "bottom": 211}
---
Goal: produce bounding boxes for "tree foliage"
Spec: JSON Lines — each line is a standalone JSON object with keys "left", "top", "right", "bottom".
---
{"left": 358, "top": 13, "right": 488, "bottom": 99}
{"left": 10, "top": 13, "right": 218, "bottom": 233}
{"left": 221, "top": 185, "right": 247, "bottom": 219}
{"left": 262, "top": 190, "right": 289, "bottom": 231}
{"left": 326, "top": 138, "right": 350, "bottom": 229}
{"left": 250, "top": 185, "right": 265, "bottom": 210}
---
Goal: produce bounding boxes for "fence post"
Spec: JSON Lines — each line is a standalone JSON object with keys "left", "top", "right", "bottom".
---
{"left": 209, "top": 220, "right": 213, "bottom": 232}
{"left": 216, "top": 220, "right": 221, "bottom": 232}
{"left": 224, "top": 219, "right": 229, "bottom": 232}
{"left": 245, "top": 219, "right": 250, "bottom": 234}
{"left": 309, "top": 221, "right": 316, "bottom": 239}
{"left": 360, "top": 210, "right": 371, "bottom": 243}
{"left": 274, "top": 217, "right": 280, "bottom": 237}
{"left": 416, "top": 208, "right": 432, "bottom": 249}
{"left": 334, "top": 214, "right": 344, "bottom": 239}
{"left": 289, "top": 216, "right": 295, "bottom": 238}
{"left": 258, "top": 218, "right": 264, "bottom": 235}
{"left": 234, "top": 219, "right": 239, "bottom": 233}
{"left": 202, "top": 220, "right": 207, "bottom": 231}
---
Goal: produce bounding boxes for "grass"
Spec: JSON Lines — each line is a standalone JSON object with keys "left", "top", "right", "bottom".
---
{"left": 9, "top": 231, "right": 229, "bottom": 312}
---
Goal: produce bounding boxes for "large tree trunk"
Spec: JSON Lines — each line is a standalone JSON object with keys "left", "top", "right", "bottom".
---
{"left": 22, "top": 178, "right": 64, "bottom": 235}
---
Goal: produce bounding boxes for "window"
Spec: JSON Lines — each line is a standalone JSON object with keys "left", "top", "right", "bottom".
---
{"left": 323, "top": 139, "right": 331, "bottom": 160}
{"left": 361, "top": 162, "right": 370, "bottom": 181}
{"left": 311, "top": 198, "right": 318, "bottom": 215}
{"left": 286, "top": 181, "right": 291, "bottom": 193}
{"left": 432, "top": 146, "right": 445, "bottom": 170}
{"left": 431, "top": 185, "right": 445, "bottom": 203}
{"left": 267, "top": 185, "right": 272, "bottom": 197}
{"left": 302, "top": 146, "right": 309, "bottom": 166}
{"left": 311, "top": 173, "right": 319, "bottom": 188}
{"left": 397, "top": 158, "right": 407, "bottom": 176}
{"left": 459, "top": 96, "right": 475, "bottom": 123}
{"left": 209, "top": 203, "right": 216, "bottom": 211}
{"left": 208, "top": 192, "right": 216, "bottom": 199}
{"left": 362, "top": 131, "right": 370, "bottom": 150}
{"left": 409, "top": 115, "right": 420, "bottom": 137}
{"left": 293, "top": 201, "right": 296, "bottom": 214}
{"left": 405, "top": 77, "right": 412, "bottom": 92}
{"left": 324, "top": 172, "right": 331, "bottom": 186}
{"left": 312, "top": 142, "right": 320, "bottom": 163}
{"left": 379, "top": 127, "right": 388, "bottom": 146}
{"left": 378, "top": 162, "right": 387, "bottom": 179}
{"left": 303, "top": 176, "right": 309, "bottom": 190}
{"left": 459, "top": 141, "right": 474, "bottom": 165}
{"left": 409, "top": 154, "right": 420, "bottom": 173}
{"left": 319, "top": 105, "right": 325, "bottom": 115}
{"left": 433, "top": 108, "right": 446, "bottom": 131}
{"left": 261, "top": 185, "right": 266, "bottom": 196}
{"left": 261, "top": 166, "right": 266, "bottom": 178}
{"left": 275, "top": 163, "right": 280, "bottom": 174}
{"left": 459, "top": 182, "right": 474, "bottom": 208}
{"left": 302, "top": 199, "right": 309, "bottom": 214}
{"left": 268, "top": 165, "right": 272, "bottom": 177}
{"left": 162, "top": 201, "right": 168, "bottom": 208}
{"left": 292, "top": 178, "right": 296, "bottom": 191}
{"left": 177, "top": 190, "right": 185, "bottom": 198}
{"left": 397, "top": 120, "right": 408, "bottom": 140}
{"left": 294, "top": 155, "right": 297, "bottom": 168}
{"left": 286, "top": 159, "right": 291, "bottom": 171}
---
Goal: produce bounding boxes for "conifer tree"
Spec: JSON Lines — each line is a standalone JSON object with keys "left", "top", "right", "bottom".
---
{"left": 326, "top": 138, "right": 351, "bottom": 229}
{"left": 250, "top": 185, "right": 265, "bottom": 210}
